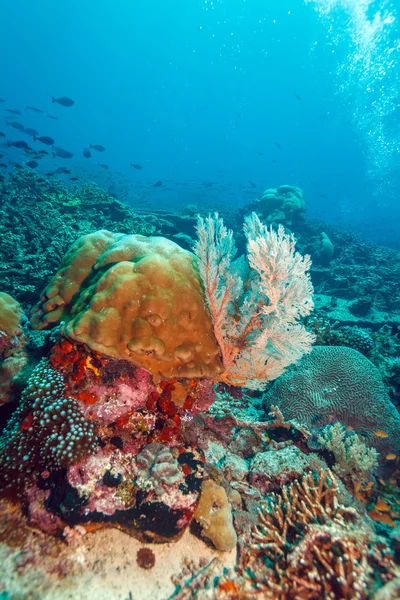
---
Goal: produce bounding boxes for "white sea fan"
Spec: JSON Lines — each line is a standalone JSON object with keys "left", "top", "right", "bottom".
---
{"left": 194, "top": 212, "right": 315, "bottom": 390}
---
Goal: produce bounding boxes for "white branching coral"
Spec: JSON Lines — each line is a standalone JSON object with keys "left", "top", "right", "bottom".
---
{"left": 318, "top": 423, "right": 379, "bottom": 484}
{"left": 194, "top": 213, "right": 314, "bottom": 389}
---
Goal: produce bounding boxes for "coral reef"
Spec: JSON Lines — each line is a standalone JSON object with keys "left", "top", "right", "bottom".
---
{"left": 263, "top": 346, "right": 400, "bottom": 455}
{"left": 314, "top": 231, "right": 335, "bottom": 266}
{"left": 312, "top": 233, "right": 400, "bottom": 314}
{"left": 308, "top": 320, "right": 375, "bottom": 358}
{"left": 136, "top": 442, "right": 183, "bottom": 497}
{"left": 249, "top": 445, "right": 324, "bottom": 494}
{"left": 0, "top": 170, "right": 156, "bottom": 310}
{"left": 242, "top": 184, "right": 400, "bottom": 319}
{"left": 0, "top": 332, "right": 213, "bottom": 541}
{"left": 1, "top": 176, "right": 400, "bottom": 598}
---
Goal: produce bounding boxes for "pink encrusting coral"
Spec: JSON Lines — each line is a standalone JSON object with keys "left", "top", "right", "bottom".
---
{"left": 67, "top": 450, "right": 129, "bottom": 516}
{"left": 84, "top": 368, "right": 154, "bottom": 424}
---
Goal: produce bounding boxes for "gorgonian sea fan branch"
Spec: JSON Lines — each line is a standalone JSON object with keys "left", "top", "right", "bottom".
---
{"left": 194, "top": 214, "right": 242, "bottom": 369}
{"left": 194, "top": 212, "right": 315, "bottom": 389}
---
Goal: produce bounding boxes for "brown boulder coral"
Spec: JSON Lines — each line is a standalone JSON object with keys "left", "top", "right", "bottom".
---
{"left": 31, "top": 230, "right": 223, "bottom": 381}
{"left": 0, "top": 292, "right": 24, "bottom": 354}
{"left": 0, "top": 292, "right": 28, "bottom": 405}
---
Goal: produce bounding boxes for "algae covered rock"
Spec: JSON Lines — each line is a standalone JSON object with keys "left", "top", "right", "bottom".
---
{"left": 194, "top": 479, "right": 237, "bottom": 552}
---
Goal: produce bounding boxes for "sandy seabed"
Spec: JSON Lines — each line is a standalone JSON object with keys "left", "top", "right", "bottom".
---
{"left": 0, "top": 525, "right": 237, "bottom": 600}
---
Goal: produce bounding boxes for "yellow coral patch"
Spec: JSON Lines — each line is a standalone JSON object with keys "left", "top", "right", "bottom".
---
{"left": 31, "top": 231, "right": 223, "bottom": 381}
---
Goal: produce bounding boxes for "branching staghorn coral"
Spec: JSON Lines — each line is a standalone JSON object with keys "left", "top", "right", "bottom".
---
{"left": 194, "top": 213, "right": 314, "bottom": 389}
{"left": 242, "top": 470, "right": 395, "bottom": 599}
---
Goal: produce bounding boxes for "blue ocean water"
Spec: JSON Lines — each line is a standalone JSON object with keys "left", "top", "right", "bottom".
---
{"left": 0, "top": 0, "right": 399, "bottom": 247}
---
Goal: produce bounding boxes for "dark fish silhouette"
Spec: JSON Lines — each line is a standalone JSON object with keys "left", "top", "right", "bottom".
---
{"left": 154, "top": 180, "right": 162, "bottom": 187}
{"left": 52, "top": 96, "right": 74, "bottom": 107}
{"left": 7, "top": 140, "right": 30, "bottom": 149}
{"left": 256, "top": 152, "right": 264, "bottom": 156}
{"left": 38, "top": 149, "right": 49, "bottom": 155}
{"left": 0, "top": 99, "right": 4, "bottom": 103}
{"left": 295, "top": 93, "right": 302, "bottom": 101}
{"left": 0, "top": 163, "right": 7, "bottom": 168}
{"left": 25, "top": 160, "right": 38, "bottom": 168}
{"left": 70, "top": 177, "right": 79, "bottom": 181}
{"left": 82, "top": 148, "right": 91, "bottom": 158}
{"left": 52, "top": 146, "right": 73, "bottom": 159}
{"left": 99, "top": 163, "right": 109, "bottom": 169}
{"left": 6, "top": 121, "right": 25, "bottom": 132}
{"left": 55, "top": 167, "right": 71, "bottom": 174}
{"left": 131, "top": 163, "right": 142, "bottom": 170}
{"left": 24, "top": 128, "right": 39, "bottom": 137}
{"left": 90, "top": 144, "right": 105, "bottom": 152}
{"left": 274, "top": 141, "right": 281, "bottom": 149}
{"left": 0, "top": 132, "right": 5, "bottom": 137}
{"left": 26, "top": 106, "right": 44, "bottom": 113}
{"left": 46, "top": 114, "right": 59, "bottom": 120}
{"left": 5, "top": 108, "right": 22, "bottom": 115}
{"left": 34, "top": 135, "right": 54, "bottom": 145}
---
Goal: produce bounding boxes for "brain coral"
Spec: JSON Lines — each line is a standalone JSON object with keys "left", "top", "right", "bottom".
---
{"left": 31, "top": 230, "right": 223, "bottom": 381}
{"left": 263, "top": 346, "right": 400, "bottom": 455}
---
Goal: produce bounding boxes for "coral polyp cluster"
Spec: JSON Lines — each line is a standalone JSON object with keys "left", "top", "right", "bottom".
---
{"left": 0, "top": 358, "right": 96, "bottom": 491}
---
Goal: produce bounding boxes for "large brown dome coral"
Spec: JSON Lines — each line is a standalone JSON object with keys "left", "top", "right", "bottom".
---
{"left": 31, "top": 230, "right": 223, "bottom": 381}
